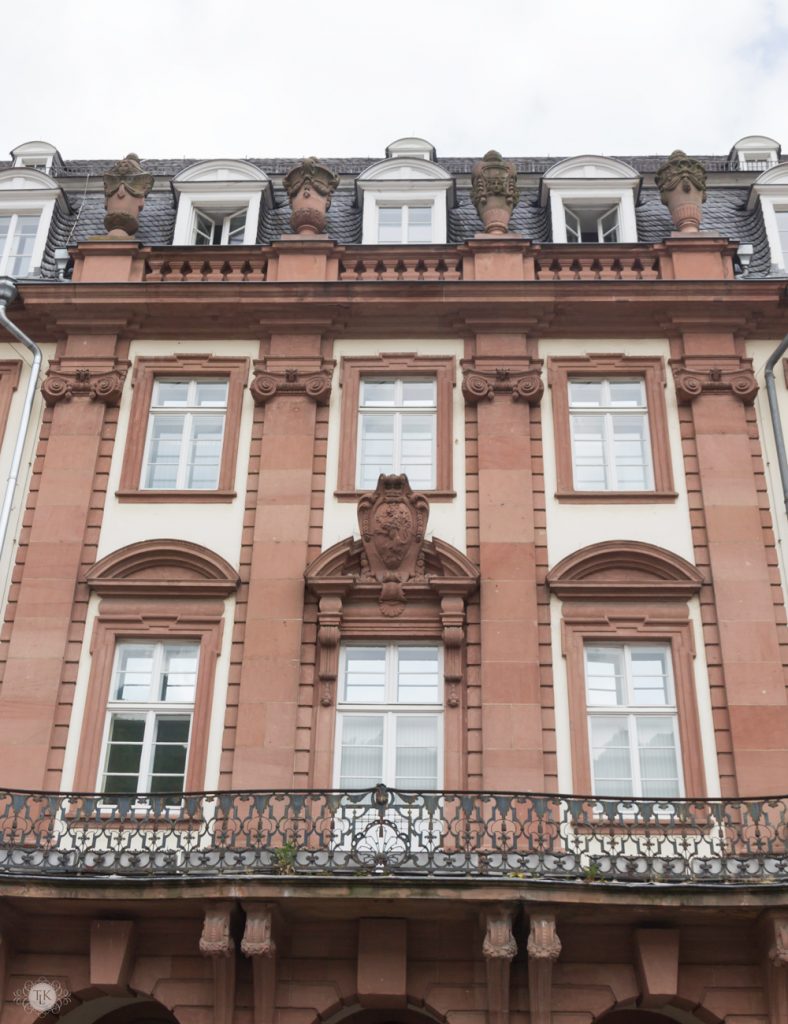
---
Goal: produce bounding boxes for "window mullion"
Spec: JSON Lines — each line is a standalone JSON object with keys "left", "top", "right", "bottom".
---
{"left": 393, "top": 411, "right": 403, "bottom": 474}
{"left": 604, "top": 411, "right": 616, "bottom": 489}
{"left": 177, "top": 411, "right": 193, "bottom": 490}
{"left": 139, "top": 710, "right": 157, "bottom": 793}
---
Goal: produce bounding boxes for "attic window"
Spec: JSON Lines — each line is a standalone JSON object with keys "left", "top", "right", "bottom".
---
{"left": 171, "top": 160, "right": 271, "bottom": 247}
{"left": 564, "top": 203, "right": 620, "bottom": 243}
{"left": 730, "top": 135, "right": 780, "bottom": 172}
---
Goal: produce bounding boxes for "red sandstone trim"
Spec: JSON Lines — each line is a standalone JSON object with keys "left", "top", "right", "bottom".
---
{"left": 0, "top": 360, "right": 21, "bottom": 447}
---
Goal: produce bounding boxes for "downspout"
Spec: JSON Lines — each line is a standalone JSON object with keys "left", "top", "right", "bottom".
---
{"left": 0, "top": 277, "right": 42, "bottom": 562}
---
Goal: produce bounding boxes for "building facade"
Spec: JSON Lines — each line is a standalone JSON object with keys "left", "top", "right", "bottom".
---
{"left": 0, "top": 136, "right": 785, "bottom": 1024}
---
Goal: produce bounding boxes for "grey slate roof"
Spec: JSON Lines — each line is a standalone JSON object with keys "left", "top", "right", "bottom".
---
{"left": 4, "top": 153, "right": 784, "bottom": 280}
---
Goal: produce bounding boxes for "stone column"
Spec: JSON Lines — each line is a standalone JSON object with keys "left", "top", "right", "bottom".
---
{"left": 0, "top": 328, "right": 128, "bottom": 788}
{"left": 462, "top": 340, "right": 545, "bottom": 790}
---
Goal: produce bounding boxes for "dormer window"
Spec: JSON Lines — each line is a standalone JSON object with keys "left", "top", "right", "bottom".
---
{"left": 540, "top": 156, "right": 640, "bottom": 244}
{"left": 10, "top": 140, "right": 58, "bottom": 175}
{"left": 748, "top": 159, "right": 788, "bottom": 271}
{"left": 357, "top": 139, "right": 453, "bottom": 245}
{"left": 172, "top": 160, "right": 271, "bottom": 246}
{"left": 730, "top": 135, "right": 780, "bottom": 172}
{"left": 0, "top": 164, "right": 67, "bottom": 278}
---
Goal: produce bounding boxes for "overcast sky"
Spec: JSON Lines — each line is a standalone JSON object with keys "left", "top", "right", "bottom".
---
{"left": 4, "top": 0, "right": 788, "bottom": 162}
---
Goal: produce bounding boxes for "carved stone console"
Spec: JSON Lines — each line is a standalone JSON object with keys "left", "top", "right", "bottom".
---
{"left": 199, "top": 902, "right": 236, "bottom": 1024}
{"left": 669, "top": 356, "right": 758, "bottom": 405}
{"left": 526, "top": 912, "right": 561, "bottom": 1024}
{"left": 759, "top": 912, "right": 788, "bottom": 1024}
{"left": 461, "top": 357, "right": 544, "bottom": 405}
{"left": 305, "top": 475, "right": 479, "bottom": 707}
{"left": 242, "top": 902, "right": 279, "bottom": 1024}
{"left": 481, "top": 904, "right": 517, "bottom": 1024}
{"left": 42, "top": 357, "right": 130, "bottom": 407}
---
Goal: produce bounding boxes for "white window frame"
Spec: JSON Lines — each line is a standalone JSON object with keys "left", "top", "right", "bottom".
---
{"left": 0, "top": 211, "right": 44, "bottom": 277}
{"left": 333, "top": 644, "right": 444, "bottom": 791}
{"left": 356, "top": 149, "right": 452, "bottom": 245}
{"left": 755, "top": 191, "right": 788, "bottom": 271}
{"left": 0, "top": 169, "right": 64, "bottom": 278}
{"left": 98, "top": 640, "right": 199, "bottom": 795}
{"left": 731, "top": 135, "right": 780, "bottom": 172}
{"left": 550, "top": 188, "right": 637, "bottom": 243}
{"left": 568, "top": 377, "right": 654, "bottom": 491}
{"left": 584, "top": 642, "right": 684, "bottom": 800}
{"left": 375, "top": 202, "right": 434, "bottom": 244}
{"left": 356, "top": 376, "right": 437, "bottom": 490}
{"left": 11, "top": 141, "right": 57, "bottom": 174}
{"left": 141, "top": 377, "right": 228, "bottom": 491}
{"left": 564, "top": 202, "right": 621, "bottom": 243}
{"left": 193, "top": 207, "right": 248, "bottom": 245}
{"left": 172, "top": 161, "right": 271, "bottom": 246}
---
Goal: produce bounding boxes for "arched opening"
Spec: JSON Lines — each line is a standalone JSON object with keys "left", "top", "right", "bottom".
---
{"left": 319, "top": 1004, "right": 446, "bottom": 1024}
{"left": 596, "top": 1008, "right": 719, "bottom": 1024}
{"left": 36, "top": 993, "right": 178, "bottom": 1024}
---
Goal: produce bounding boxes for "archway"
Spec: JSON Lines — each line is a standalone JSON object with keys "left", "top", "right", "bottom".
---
{"left": 596, "top": 1008, "right": 719, "bottom": 1024}
{"left": 38, "top": 993, "right": 178, "bottom": 1024}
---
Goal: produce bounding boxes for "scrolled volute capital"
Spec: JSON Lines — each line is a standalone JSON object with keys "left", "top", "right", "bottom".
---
{"left": 655, "top": 150, "right": 707, "bottom": 202}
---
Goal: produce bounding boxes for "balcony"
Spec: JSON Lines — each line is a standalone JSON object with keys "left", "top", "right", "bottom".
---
{"left": 0, "top": 786, "right": 784, "bottom": 885}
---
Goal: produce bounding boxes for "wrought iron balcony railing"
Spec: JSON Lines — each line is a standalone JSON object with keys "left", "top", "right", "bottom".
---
{"left": 0, "top": 786, "right": 785, "bottom": 885}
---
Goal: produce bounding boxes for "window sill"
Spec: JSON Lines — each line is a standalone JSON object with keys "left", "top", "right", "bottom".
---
{"left": 115, "top": 488, "right": 237, "bottom": 504}
{"left": 334, "top": 488, "right": 456, "bottom": 503}
{"left": 554, "top": 490, "right": 678, "bottom": 504}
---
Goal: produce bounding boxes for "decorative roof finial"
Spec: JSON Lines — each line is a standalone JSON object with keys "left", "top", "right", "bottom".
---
{"left": 103, "top": 153, "right": 154, "bottom": 238}
{"left": 282, "top": 157, "right": 340, "bottom": 236}
{"left": 655, "top": 150, "right": 707, "bottom": 233}
{"left": 471, "top": 150, "right": 520, "bottom": 234}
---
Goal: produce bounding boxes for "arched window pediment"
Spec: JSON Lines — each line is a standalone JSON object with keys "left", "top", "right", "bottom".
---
{"left": 85, "top": 539, "right": 239, "bottom": 598}
{"left": 174, "top": 159, "right": 269, "bottom": 184}
{"left": 546, "top": 540, "right": 704, "bottom": 600}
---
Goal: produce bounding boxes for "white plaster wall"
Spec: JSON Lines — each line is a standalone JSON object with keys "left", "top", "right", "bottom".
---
{"left": 97, "top": 338, "right": 257, "bottom": 568}
{"left": 541, "top": 338, "right": 718, "bottom": 796}
{"left": 746, "top": 338, "right": 788, "bottom": 601}
{"left": 0, "top": 340, "right": 56, "bottom": 610}
{"left": 323, "top": 338, "right": 466, "bottom": 552}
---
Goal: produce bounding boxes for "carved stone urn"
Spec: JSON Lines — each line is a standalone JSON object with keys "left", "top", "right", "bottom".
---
{"left": 103, "top": 154, "right": 154, "bottom": 238}
{"left": 471, "top": 150, "right": 520, "bottom": 234}
{"left": 282, "top": 157, "right": 340, "bottom": 235}
{"left": 655, "top": 149, "right": 707, "bottom": 232}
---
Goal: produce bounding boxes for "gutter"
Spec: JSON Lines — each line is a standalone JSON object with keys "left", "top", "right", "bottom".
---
{"left": 0, "top": 277, "right": 42, "bottom": 563}
{"left": 764, "top": 332, "right": 788, "bottom": 517}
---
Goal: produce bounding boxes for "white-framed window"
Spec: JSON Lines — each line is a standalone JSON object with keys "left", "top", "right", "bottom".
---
{"left": 193, "top": 207, "right": 247, "bottom": 245}
{"left": 585, "top": 643, "right": 683, "bottom": 799}
{"left": 171, "top": 160, "right": 271, "bottom": 246}
{"left": 568, "top": 377, "right": 653, "bottom": 491}
{"left": 10, "top": 141, "right": 57, "bottom": 174}
{"left": 142, "top": 378, "right": 228, "bottom": 490}
{"left": 334, "top": 645, "right": 443, "bottom": 790}
{"left": 0, "top": 213, "right": 40, "bottom": 276}
{"left": 356, "top": 376, "right": 436, "bottom": 490}
{"left": 99, "top": 640, "right": 199, "bottom": 794}
{"left": 377, "top": 203, "right": 433, "bottom": 243}
{"left": 564, "top": 203, "right": 620, "bottom": 243}
{"left": 730, "top": 135, "right": 780, "bottom": 172}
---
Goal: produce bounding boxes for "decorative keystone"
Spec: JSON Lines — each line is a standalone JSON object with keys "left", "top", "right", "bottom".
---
{"left": 282, "top": 157, "right": 340, "bottom": 235}
{"left": 103, "top": 154, "right": 154, "bottom": 238}
{"left": 471, "top": 150, "right": 520, "bottom": 234}
{"left": 655, "top": 150, "right": 707, "bottom": 233}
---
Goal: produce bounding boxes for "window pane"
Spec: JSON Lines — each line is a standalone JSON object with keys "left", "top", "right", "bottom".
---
{"left": 590, "top": 717, "right": 633, "bottom": 795}
{"left": 153, "top": 380, "right": 190, "bottom": 407}
{"left": 401, "top": 379, "right": 436, "bottom": 407}
{"left": 568, "top": 381, "right": 604, "bottom": 407}
{"left": 9, "top": 215, "right": 38, "bottom": 276}
{"left": 611, "top": 414, "right": 650, "bottom": 489}
{"left": 585, "top": 647, "right": 625, "bottom": 706}
{"left": 397, "top": 647, "right": 440, "bottom": 703}
{"left": 185, "top": 414, "right": 224, "bottom": 489}
{"left": 599, "top": 206, "right": 619, "bottom": 242}
{"left": 407, "top": 206, "right": 432, "bottom": 243}
{"left": 608, "top": 380, "right": 645, "bottom": 407}
{"left": 378, "top": 207, "right": 402, "bottom": 243}
{"left": 395, "top": 715, "right": 438, "bottom": 788}
{"left": 161, "top": 645, "right": 199, "bottom": 702}
{"left": 400, "top": 414, "right": 435, "bottom": 489}
{"left": 636, "top": 716, "right": 680, "bottom": 797}
{"left": 571, "top": 414, "right": 607, "bottom": 489}
{"left": 344, "top": 647, "right": 386, "bottom": 703}
{"left": 777, "top": 211, "right": 788, "bottom": 264}
{"left": 194, "top": 381, "right": 228, "bottom": 407}
{"left": 630, "top": 647, "right": 671, "bottom": 706}
{"left": 144, "top": 414, "right": 185, "bottom": 489}
{"left": 358, "top": 413, "right": 396, "bottom": 488}
{"left": 226, "top": 210, "right": 246, "bottom": 244}
{"left": 114, "top": 645, "right": 155, "bottom": 701}
{"left": 194, "top": 210, "right": 215, "bottom": 245}
{"left": 0, "top": 216, "right": 10, "bottom": 247}
{"left": 103, "top": 715, "right": 145, "bottom": 789}
{"left": 361, "top": 380, "right": 396, "bottom": 407}
{"left": 339, "top": 715, "right": 384, "bottom": 787}
{"left": 564, "top": 207, "right": 581, "bottom": 243}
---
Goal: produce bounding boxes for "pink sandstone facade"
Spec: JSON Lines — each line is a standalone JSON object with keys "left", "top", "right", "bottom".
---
{"left": 0, "top": 140, "right": 784, "bottom": 1024}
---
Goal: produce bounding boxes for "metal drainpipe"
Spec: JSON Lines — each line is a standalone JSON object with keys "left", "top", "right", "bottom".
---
{"left": 0, "top": 277, "right": 42, "bottom": 563}
{"left": 764, "top": 332, "right": 788, "bottom": 518}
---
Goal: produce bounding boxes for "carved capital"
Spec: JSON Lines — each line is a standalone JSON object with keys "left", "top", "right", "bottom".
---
{"left": 527, "top": 913, "right": 561, "bottom": 960}
{"left": 527, "top": 913, "right": 560, "bottom": 1024}
{"left": 241, "top": 904, "right": 276, "bottom": 959}
{"left": 200, "top": 903, "right": 235, "bottom": 958}
{"left": 251, "top": 362, "right": 333, "bottom": 405}
{"left": 670, "top": 357, "right": 758, "bottom": 405}
{"left": 767, "top": 916, "right": 788, "bottom": 967}
{"left": 482, "top": 905, "right": 518, "bottom": 961}
{"left": 42, "top": 358, "right": 129, "bottom": 407}
{"left": 461, "top": 359, "right": 544, "bottom": 405}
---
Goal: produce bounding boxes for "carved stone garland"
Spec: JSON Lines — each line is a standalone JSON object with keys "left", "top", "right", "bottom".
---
{"left": 305, "top": 474, "right": 479, "bottom": 707}
{"left": 42, "top": 358, "right": 130, "bottom": 407}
